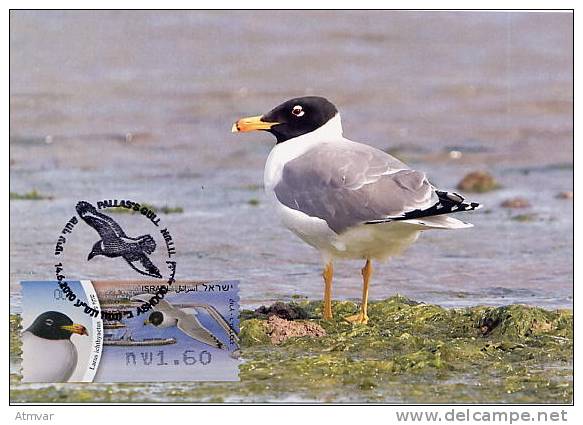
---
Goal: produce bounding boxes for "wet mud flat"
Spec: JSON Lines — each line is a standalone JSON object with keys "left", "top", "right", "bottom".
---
{"left": 10, "top": 11, "right": 573, "bottom": 311}
{"left": 10, "top": 296, "right": 572, "bottom": 403}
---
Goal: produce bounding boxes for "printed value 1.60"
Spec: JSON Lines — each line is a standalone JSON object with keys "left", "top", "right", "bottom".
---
{"left": 126, "top": 350, "right": 212, "bottom": 367}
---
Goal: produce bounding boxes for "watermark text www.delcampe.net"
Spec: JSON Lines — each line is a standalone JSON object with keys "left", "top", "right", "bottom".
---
{"left": 395, "top": 409, "right": 568, "bottom": 424}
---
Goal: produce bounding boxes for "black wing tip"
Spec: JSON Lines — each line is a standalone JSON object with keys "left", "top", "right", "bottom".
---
{"left": 365, "top": 191, "right": 482, "bottom": 224}
{"left": 433, "top": 190, "right": 482, "bottom": 213}
{"left": 459, "top": 201, "right": 483, "bottom": 211}
{"left": 468, "top": 202, "right": 483, "bottom": 210}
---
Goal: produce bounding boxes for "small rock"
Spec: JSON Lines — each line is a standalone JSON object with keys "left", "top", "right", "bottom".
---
{"left": 478, "top": 305, "right": 556, "bottom": 338}
{"left": 449, "top": 150, "right": 462, "bottom": 159}
{"left": 266, "top": 316, "right": 326, "bottom": 345}
{"left": 457, "top": 171, "right": 499, "bottom": 193}
{"left": 556, "top": 191, "right": 573, "bottom": 199}
{"left": 254, "top": 302, "right": 308, "bottom": 320}
{"left": 501, "top": 198, "right": 531, "bottom": 209}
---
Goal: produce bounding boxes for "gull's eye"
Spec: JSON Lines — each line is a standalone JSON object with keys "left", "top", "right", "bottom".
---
{"left": 45, "top": 319, "right": 54, "bottom": 326}
{"left": 291, "top": 105, "right": 305, "bottom": 117}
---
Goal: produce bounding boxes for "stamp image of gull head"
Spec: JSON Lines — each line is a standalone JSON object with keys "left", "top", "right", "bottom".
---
{"left": 131, "top": 294, "right": 239, "bottom": 351}
{"left": 233, "top": 96, "right": 482, "bottom": 324}
{"left": 76, "top": 201, "right": 162, "bottom": 278}
{"left": 22, "top": 311, "right": 88, "bottom": 382}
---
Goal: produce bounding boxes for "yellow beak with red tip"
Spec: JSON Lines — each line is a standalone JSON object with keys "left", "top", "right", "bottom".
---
{"left": 61, "top": 324, "right": 88, "bottom": 336}
{"left": 231, "top": 115, "right": 279, "bottom": 133}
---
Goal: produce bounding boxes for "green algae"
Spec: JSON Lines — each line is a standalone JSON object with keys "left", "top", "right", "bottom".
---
{"left": 10, "top": 314, "right": 22, "bottom": 363}
{"left": 10, "top": 190, "right": 53, "bottom": 200}
{"left": 159, "top": 206, "right": 184, "bottom": 214}
{"left": 511, "top": 213, "right": 538, "bottom": 222}
{"left": 10, "top": 296, "right": 572, "bottom": 403}
{"left": 239, "top": 319, "right": 270, "bottom": 346}
{"left": 108, "top": 203, "right": 183, "bottom": 214}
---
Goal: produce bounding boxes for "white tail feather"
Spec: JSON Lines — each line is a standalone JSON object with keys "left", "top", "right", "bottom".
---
{"left": 403, "top": 216, "right": 474, "bottom": 229}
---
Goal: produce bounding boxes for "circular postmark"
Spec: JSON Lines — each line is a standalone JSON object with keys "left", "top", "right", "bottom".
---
{"left": 53, "top": 199, "right": 177, "bottom": 317}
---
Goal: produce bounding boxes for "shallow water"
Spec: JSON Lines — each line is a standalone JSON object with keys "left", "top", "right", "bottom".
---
{"left": 10, "top": 11, "right": 573, "bottom": 314}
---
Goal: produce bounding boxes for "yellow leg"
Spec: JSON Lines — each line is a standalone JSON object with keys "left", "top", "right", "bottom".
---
{"left": 345, "top": 259, "right": 372, "bottom": 324}
{"left": 322, "top": 262, "right": 334, "bottom": 320}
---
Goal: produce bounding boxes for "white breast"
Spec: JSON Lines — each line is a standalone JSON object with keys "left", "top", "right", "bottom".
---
{"left": 264, "top": 114, "right": 343, "bottom": 191}
{"left": 22, "top": 331, "right": 78, "bottom": 382}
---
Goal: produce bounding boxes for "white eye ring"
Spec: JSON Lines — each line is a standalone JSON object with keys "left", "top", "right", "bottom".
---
{"left": 292, "top": 105, "right": 305, "bottom": 117}
{"left": 45, "top": 319, "right": 54, "bottom": 326}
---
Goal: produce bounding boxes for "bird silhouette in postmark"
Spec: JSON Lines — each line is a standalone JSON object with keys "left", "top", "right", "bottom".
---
{"left": 76, "top": 201, "right": 162, "bottom": 278}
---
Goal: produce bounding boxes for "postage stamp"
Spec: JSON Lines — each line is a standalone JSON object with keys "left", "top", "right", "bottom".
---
{"left": 21, "top": 280, "right": 240, "bottom": 383}
{"left": 21, "top": 280, "right": 101, "bottom": 383}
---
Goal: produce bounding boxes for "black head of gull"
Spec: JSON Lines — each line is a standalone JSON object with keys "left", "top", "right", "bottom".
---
{"left": 26, "top": 311, "right": 88, "bottom": 340}
{"left": 232, "top": 96, "right": 338, "bottom": 143}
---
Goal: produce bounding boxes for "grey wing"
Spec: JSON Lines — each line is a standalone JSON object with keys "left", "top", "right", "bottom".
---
{"left": 273, "top": 141, "right": 436, "bottom": 234}
{"left": 193, "top": 304, "right": 239, "bottom": 344}
{"left": 175, "top": 312, "right": 224, "bottom": 349}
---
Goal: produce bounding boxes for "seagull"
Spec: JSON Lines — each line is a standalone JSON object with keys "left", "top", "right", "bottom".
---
{"left": 131, "top": 294, "right": 239, "bottom": 350}
{"left": 22, "top": 311, "right": 88, "bottom": 382}
{"left": 76, "top": 201, "right": 162, "bottom": 278}
{"left": 232, "top": 96, "right": 482, "bottom": 324}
